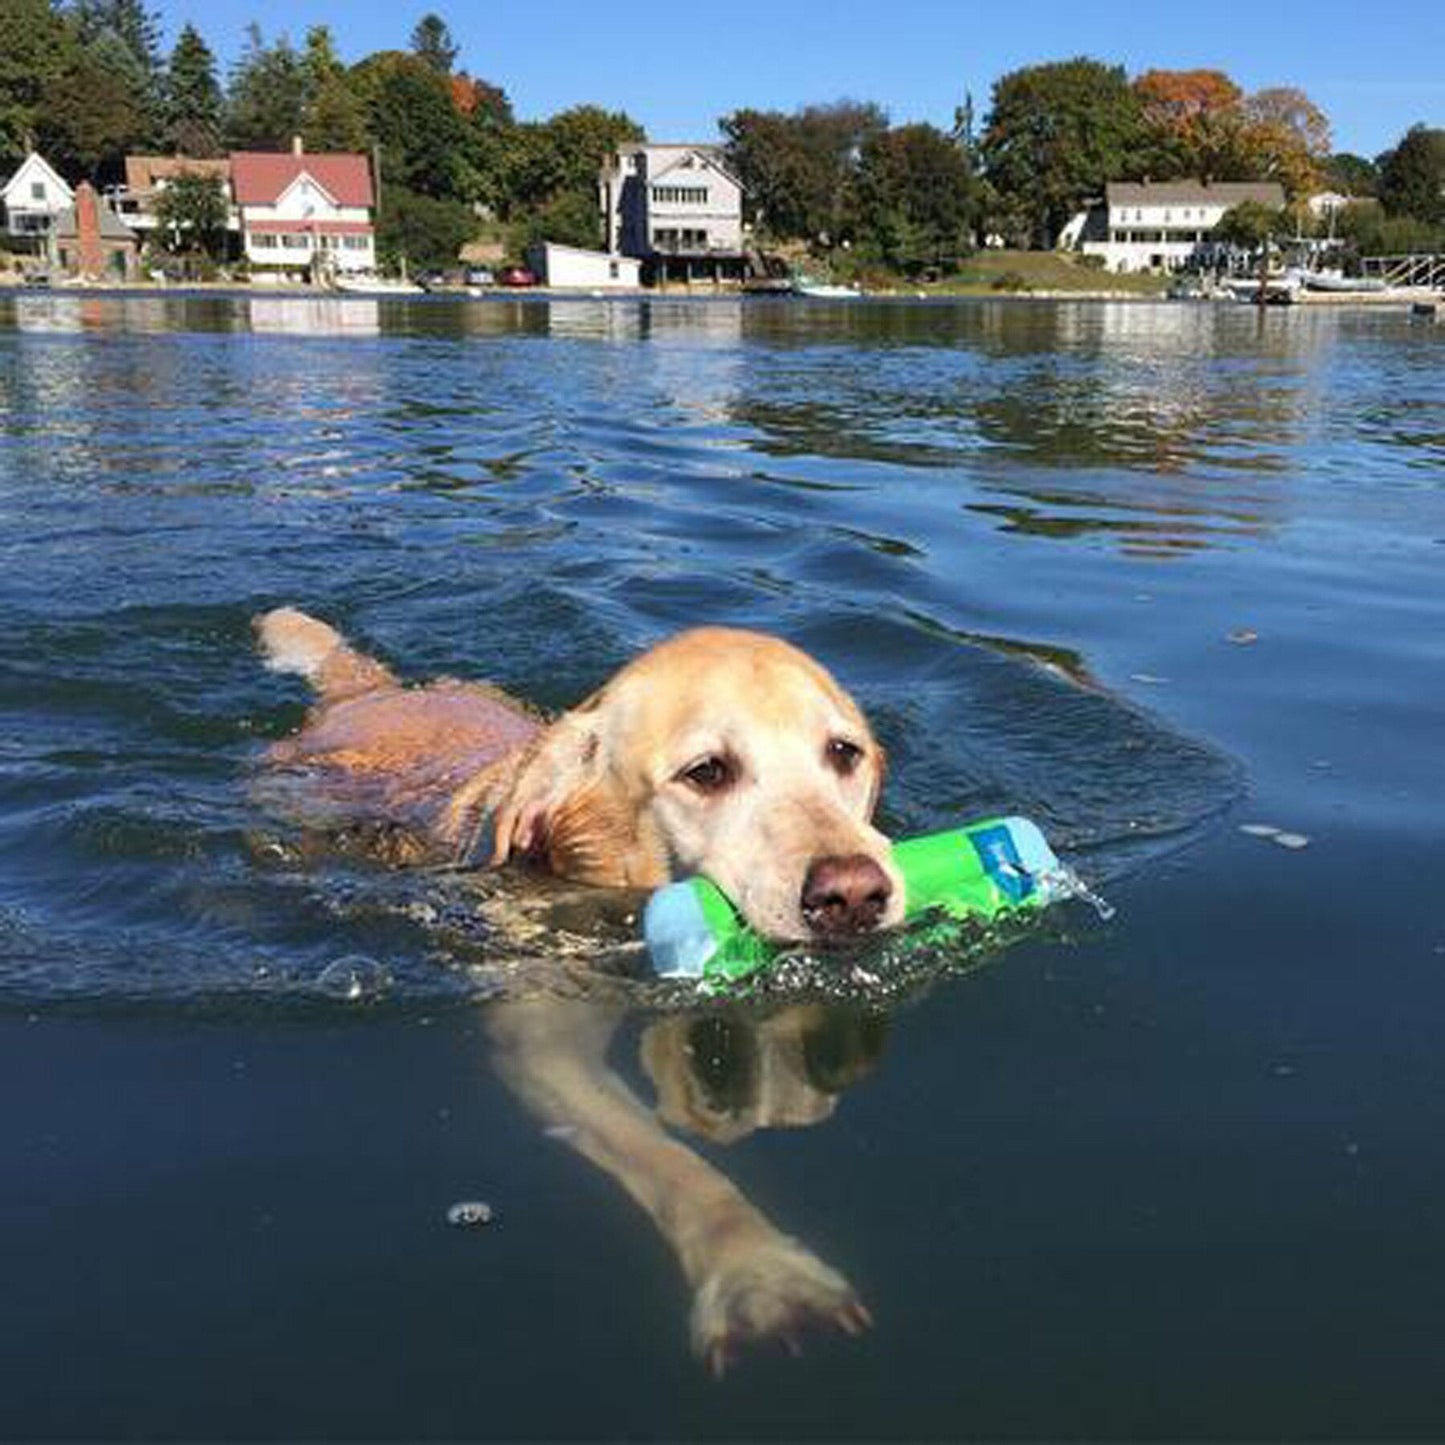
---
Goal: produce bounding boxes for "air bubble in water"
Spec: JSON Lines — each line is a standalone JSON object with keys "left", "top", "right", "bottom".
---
{"left": 315, "top": 955, "right": 391, "bottom": 1002}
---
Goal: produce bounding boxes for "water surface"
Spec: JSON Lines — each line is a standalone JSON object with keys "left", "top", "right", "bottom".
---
{"left": 2, "top": 294, "right": 1442, "bottom": 1438}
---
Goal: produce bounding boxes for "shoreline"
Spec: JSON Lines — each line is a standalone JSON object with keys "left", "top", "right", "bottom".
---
{"left": 2, "top": 278, "right": 1437, "bottom": 307}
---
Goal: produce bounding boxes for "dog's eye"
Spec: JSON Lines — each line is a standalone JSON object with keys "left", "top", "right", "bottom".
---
{"left": 826, "top": 738, "right": 865, "bottom": 776}
{"left": 679, "top": 755, "right": 735, "bottom": 794}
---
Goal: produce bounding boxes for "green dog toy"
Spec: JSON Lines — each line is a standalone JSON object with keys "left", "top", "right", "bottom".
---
{"left": 643, "top": 815, "right": 1085, "bottom": 986}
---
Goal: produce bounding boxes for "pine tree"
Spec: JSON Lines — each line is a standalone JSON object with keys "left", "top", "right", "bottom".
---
{"left": 0, "top": 0, "right": 78, "bottom": 165}
{"left": 164, "top": 23, "right": 223, "bottom": 156}
{"left": 226, "top": 24, "right": 306, "bottom": 150}
{"left": 410, "top": 13, "right": 458, "bottom": 75}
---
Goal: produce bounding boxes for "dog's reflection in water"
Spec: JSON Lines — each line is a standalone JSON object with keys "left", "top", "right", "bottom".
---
{"left": 486, "top": 996, "right": 886, "bottom": 1375}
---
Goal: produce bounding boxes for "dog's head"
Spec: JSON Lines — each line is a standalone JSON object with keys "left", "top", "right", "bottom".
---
{"left": 487, "top": 628, "right": 901, "bottom": 941}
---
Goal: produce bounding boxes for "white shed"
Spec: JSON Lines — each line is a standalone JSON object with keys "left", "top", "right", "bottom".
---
{"left": 529, "top": 242, "right": 641, "bottom": 289}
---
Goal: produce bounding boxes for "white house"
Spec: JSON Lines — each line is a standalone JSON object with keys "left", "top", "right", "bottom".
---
{"left": 1, "top": 152, "right": 74, "bottom": 253}
{"left": 599, "top": 143, "right": 746, "bottom": 284}
{"left": 526, "top": 241, "right": 641, "bottom": 290}
{"left": 231, "top": 142, "right": 376, "bottom": 280}
{"left": 1077, "top": 180, "right": 1286, "bottom": 273}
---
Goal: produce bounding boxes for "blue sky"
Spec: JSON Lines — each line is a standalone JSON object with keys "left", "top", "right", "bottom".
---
{"left": 155, "top": 0, "right": 1443, "bottom": 160}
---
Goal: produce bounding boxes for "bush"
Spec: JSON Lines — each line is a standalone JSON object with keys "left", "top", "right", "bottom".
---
{"left": 1077, "top": 253, "right": 1107, "bottom": 270}
{"left": 990, "top": 270, "right": 1031, "bottom": 292}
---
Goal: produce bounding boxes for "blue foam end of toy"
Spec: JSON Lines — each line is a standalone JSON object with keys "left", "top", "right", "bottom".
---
{"left": 642, "top": 882, "right": 716, "bottom": 979}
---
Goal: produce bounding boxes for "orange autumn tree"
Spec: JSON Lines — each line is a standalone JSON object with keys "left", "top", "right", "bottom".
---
{"left": 1132, "top": 70, "right": 1330, "bottom": 199}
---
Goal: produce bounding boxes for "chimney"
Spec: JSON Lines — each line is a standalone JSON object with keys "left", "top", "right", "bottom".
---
{"left": 292, "top": 135, "right": 304, "bottom": 156}
{"left": 75, "top": 181, "right": 103, "bottom": 279}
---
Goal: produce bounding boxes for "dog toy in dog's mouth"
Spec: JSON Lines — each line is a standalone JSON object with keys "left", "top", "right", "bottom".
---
{"left": 644, "top": 815, "right": 1109, "bottom": 986}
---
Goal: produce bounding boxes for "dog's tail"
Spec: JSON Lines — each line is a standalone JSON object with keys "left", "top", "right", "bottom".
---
{"left": 254, "top": 607, "right": 397, "bottom": 703}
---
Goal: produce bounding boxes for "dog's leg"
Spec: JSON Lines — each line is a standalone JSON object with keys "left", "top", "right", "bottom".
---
{"left": 486, "top": 998, "right": 870, "bottom": 1374}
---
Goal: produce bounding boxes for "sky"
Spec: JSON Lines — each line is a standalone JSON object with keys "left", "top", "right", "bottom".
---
{"left": 154, "top": 0, "right": 1444, "bottom": 161}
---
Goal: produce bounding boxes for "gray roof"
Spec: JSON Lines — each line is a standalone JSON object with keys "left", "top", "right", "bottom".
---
{"left": 1107, "top": 179, "right": 1285, "bottom": 207}
{"left": 53, "top": 195, "right": 137, "bottom": 242}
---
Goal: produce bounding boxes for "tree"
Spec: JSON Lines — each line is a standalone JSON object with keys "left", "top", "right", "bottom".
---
{"left": 1238, "top": 86, "right": 1331, "bottom": 197}
{"left": 410, "top": 13, "right": 458, "bottom": 75}
{"left": 153, "top": 170, "right": 228, "bottom": 258}
{"left": 68, "top": 0, "right": 164, "bottom": 139}
{"left": 374, "top": 184, "right": 472, "bottom": 270}
{"left": 1214, "top": 199, "right": 1290, "bottom": 251}
{"left": 1376, "top": 125, "right": 1445, "bottom": 225}
{"left": 300, "top": 26, "right": 369, "bottom": 152}
{"left": 164, "top": 23, "right": 223, "bottom": 156}
{"left": 981, "top": 59, "right": 1146, "bottom": 247}
{"left": 37, "top": 31, "right": 149, "bottom": 180}
{"left": 1132, "top": 68, "right": 1244, "bottom": 179}
{"left": 352, "top": 49, "right": 468, "bottom": 197}
{"left": 856, "top": 122, "right": 976, "bottom": 273}
{"left": 1326, "top": 153, "right": 1378, "bottom": 198}
{"left": 0, "top": 0, "right": 77, "bottom": 165}
{"left": 721, "top": 100, "right": 886, "bottom": 243}
{"left": 226, "top": 25, "right": 306, "bottom": 151}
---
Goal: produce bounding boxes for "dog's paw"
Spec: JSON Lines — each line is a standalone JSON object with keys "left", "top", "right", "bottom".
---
{"left": 689, "top": 1232, "right": 871, "bottom": 1377}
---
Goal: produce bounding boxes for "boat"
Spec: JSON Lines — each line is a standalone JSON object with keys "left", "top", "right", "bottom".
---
{"left": 333, "top": 274, "right": 425, "bottom": 297}
{"left": 791, "top": 276, "right": 862, "bottom": 299}
{"left": 1223, "top": 272, "right": 1301, "bottom": 305}
{"left": 1296, "top": 270, "right": 1387, "bottom": 294}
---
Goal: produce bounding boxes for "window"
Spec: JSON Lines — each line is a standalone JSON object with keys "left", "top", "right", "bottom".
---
{"left": 251, "top": 234, "right": 279, "bottom": 248}
{"left": 651, "top": 185, "right": 708, "bottom": 205}
{"left": 282, "top": 233, "right": 309, "bottom": 249}
{"left": 342, "top": 235, "right": 370, "bottom": 250}
{"left": 30, "top": 180, "right": 45, "bottom": 201}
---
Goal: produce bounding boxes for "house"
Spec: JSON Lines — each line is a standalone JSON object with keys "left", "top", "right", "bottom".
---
{"left": 526, "top": 241, "right": 641, "bottom": 290}
{"left": 231, "top": 140, "right": 376, "bottom": 281}
{"left": 1, "top": 152, "right": 74, "bottom": 254}
{"left": 110, "top": 155, "right": 236, "bottom": 241}
{"left": 1076, "top": 180, "right": 1286, "bottom": 273}
{"left": 52, "top": 181, "right": 139, "bottom": 281}
{"left": 599, "top": 144, "right": 746, "bottom": 285}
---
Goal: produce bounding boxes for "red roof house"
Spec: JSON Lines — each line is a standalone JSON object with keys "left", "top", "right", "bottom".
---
{"left": 232, "top": 142, "right": 377, "bottom": 280}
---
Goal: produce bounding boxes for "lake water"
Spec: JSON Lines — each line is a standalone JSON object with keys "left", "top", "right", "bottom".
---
{"left": 2, "top": 293, "right": 1442, "bottom": 1437}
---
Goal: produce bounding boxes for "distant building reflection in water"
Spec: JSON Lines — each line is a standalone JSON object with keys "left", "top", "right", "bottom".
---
{"left": 247, "top": 296, "right": 380, "bottom": 336}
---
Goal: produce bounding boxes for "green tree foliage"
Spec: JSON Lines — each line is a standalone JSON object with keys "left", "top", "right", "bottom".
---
{"left": 374, "top": 183, "right": 472, "bottom": 269}
{"left": 1376, "top": 125, "right": 1445, "bottom": 225}
{"left": 152, "top": 170, "right": 228, "bottom": 255}
{"left": 69, "top": 0, "right": 163, "bottom": 139}
{"left": 164, "top": 23, "right": 223, "bottom": 156}
{"left": 409, "top": 12, "right": 458, "bottom": 75}
{"left": 982, "top": 58, "right": 1145, "bottom": 247}
{"left": 300, "top": 26, "right": 369, "bottom": 152}
{"left": 1213, "top": 199, "right": 1289, "bottom": 251}
{"left": 38, "top": 28, "right": 150, "bottom": 179}
{"left": 1333, "top": 200, "right": 1443, "bottom": 256}
{"left": 226, "top": 25, "right": 306, "bottom": 150}
{"left": 0, "top": 0, "right": 77, "bottom": 164}
{"left": 351, "top": 50, "right": 468, "bottom": 197}
{"left": 855, "top": 122, "right": 976, "bottom": 273}
{"left": 721, "top": 100, "right": 886, "bottom": 243}
{"left": 1326, "top": 153, "right": 1378, "bottom": 198}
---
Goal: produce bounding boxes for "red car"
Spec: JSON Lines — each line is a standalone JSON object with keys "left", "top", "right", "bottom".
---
{"left": 497, "top": 266, "right": 537, "bottom": 288}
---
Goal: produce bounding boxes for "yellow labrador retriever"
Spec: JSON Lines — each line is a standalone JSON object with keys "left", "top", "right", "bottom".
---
{"left": 256, "top": 607, "right": 893, "bottom": 1370}
{"left": 257, "top": 607, "right": 902, "bottom": 942}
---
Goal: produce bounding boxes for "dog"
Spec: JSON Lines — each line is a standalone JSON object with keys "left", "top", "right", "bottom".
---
{"left": 256, "top": 608, "right": 891, "bottom": 1371}
{"left": 257, "top": 607, "right": 902, "bottom": 942}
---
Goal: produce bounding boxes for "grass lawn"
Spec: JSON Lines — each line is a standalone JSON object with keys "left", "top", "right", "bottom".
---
{"left": 871, "top": 250, "right": 1170, "bottom": 296}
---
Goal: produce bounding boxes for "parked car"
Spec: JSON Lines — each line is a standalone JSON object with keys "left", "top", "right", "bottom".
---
{"left": 464, "top": 266, "right": 494, "bottom": 286}
{"left": 497, "top": 266, "right": 537, "bottom": 288}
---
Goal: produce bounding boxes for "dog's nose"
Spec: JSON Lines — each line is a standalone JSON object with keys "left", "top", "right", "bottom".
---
{"left": 801, "top": 854, "right": 892, "bottom": 936}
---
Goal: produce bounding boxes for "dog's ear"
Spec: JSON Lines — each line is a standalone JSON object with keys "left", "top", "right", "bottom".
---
{"left": 485, "top": 697, "right": 669, "bottom": 888}
{"left": 489, "top": 707, "right": 605, "bottom": 865}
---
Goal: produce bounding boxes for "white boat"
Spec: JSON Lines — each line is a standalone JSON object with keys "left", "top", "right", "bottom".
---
{"left": 333, "top": 274, "right": 425, "bottom": 297}
{"left": 1223, "top": 272, "right": 1301, "bottom": 305}
{"left": 1297, "top": 270, "right": 1387, "bottom": 294}
{"left": 791, "top": 276, "right": 862, "bottom": 299}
